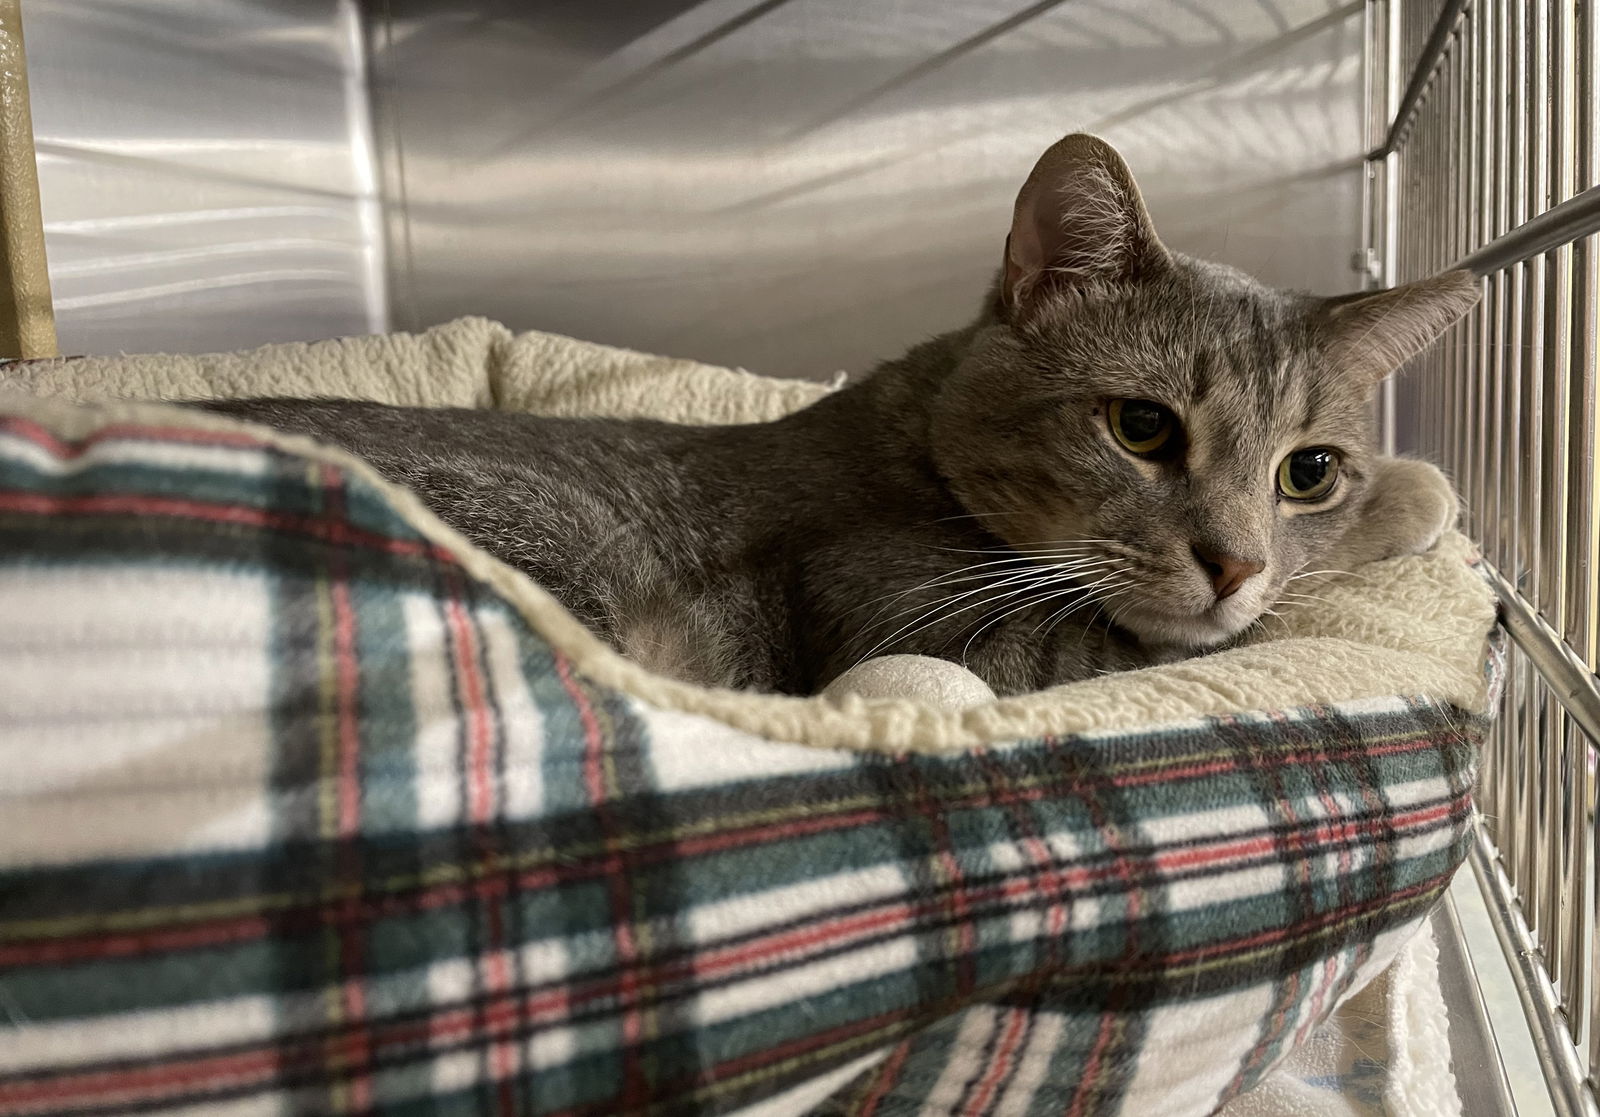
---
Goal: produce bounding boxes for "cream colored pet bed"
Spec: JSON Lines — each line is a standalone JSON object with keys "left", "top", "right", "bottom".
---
{"left": 0, "top": 319, "right": 1499, "bottom": 1117}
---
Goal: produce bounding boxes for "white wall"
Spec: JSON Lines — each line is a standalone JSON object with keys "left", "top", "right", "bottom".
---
{"left": 23, "top": 1, "right": 1365, "bottom": 373}
{"left": 24, "top": 1, "right": 385, "bottom": 356}
{"left": 371, "top": 0, "right": 1367, "bottom": 379}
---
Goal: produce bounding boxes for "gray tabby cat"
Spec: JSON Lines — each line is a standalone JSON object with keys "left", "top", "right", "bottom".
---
{"left": 200, "top": 134, "right": 1478, "bottom": 697}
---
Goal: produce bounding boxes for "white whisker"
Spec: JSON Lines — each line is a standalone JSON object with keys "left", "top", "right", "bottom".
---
{"left": 1289, "top": 566, "right": 1369, "bottom": 583}
{"left": 1033, "top": 572, "right": 1131, "bottom": 636}
{"left": 960, "top": 575, "right": 1119, "bottom": 663}
{"left": 857, "top": 557, "right": 1121, "bottom": 629}
{"left": 852, "top": 567, "right": 1063, "bottom": 665}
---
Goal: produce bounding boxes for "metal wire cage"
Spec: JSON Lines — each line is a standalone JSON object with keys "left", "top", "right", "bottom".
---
{"left": 1363, "top": 1, "right": 1600, "bottom": 1113}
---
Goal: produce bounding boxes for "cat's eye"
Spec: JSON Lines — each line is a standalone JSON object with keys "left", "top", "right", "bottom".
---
{"left": 1278, "top": 448, "right": 1340, "bottom": 501}
{"left": 1109, "top": 398, "right": 1177, "bottom": 456}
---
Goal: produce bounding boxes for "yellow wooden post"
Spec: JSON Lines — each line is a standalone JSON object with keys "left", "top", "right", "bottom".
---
{"left": 0, "top": 0, "right": 56, "bottom": 359}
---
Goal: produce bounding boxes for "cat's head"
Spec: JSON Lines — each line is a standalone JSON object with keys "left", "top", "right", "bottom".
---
{"left": 929, "top": 133, "right": 1478, "bottom": 649}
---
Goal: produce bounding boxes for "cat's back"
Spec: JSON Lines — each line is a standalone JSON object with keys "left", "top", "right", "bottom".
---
{"left": 197, "top": 396, "right": 691, "bottom": 475}
{"left": 195, "top": 395, "right": 735, "bottom": 591}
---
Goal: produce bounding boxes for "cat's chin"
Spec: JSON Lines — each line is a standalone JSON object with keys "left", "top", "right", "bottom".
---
{"left": 1109, "top": 600, "right": 1257, "bottom": 652}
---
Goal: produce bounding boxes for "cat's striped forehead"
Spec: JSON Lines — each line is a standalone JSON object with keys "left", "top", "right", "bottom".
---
{"left": 1042, "top": 266, "right": 1373, "bottom": 465}
{"left": 1181, "top": 308, "right": 1361, "bottom": 464}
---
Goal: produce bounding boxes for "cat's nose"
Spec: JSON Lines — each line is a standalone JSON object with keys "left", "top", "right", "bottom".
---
{"left": 1191, "top": 543, "right": 1265, "bottom": 601}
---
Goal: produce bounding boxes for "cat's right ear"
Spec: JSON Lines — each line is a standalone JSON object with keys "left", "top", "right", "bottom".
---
{"left": 1001, "top": 133, "right": 1170, "bottom": 322}
{"left": 1316, "top": 270, "right": 1481, "bottom": 383}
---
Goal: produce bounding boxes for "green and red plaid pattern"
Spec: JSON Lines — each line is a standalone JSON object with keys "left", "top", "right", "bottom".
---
{"left": 0, "top": 405, "right": 1494, "bottom": 1116}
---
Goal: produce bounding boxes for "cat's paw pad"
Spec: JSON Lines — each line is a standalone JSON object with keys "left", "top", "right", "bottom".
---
{"left": 1364, "top": 458, "right": 1458, "bottom": 559}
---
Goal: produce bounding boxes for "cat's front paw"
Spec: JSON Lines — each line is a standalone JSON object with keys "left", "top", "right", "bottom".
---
{"left": 1343, "top": 457, "right": 1459, "bottom": 565}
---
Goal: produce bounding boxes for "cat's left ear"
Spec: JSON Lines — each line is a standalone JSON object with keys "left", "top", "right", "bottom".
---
{"left": 1001, "top": 133, "right": 1170, "bottom": 321}
{"left": 1316, "top": 270, "right": 1481, "bottom": 383}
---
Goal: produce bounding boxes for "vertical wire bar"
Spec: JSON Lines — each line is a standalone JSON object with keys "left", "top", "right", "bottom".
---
{"left": 1458, "top": 17, "right": 1485, "bottom": 813}
{"left": 1472, "top": 0, "right": 1487, "bottom": 536}
{"left": 1582, "top": 0, "right": 1600, "bottom": 1086}
{"left": 1575, "top": 0, "right": 1600, "bottom": 680}
{"left": 1401, "top": 0, "right": 1413, "bottom": 92}
{"left": 1550, "top": 687, "right": 1575, "bottom": 1032}
{"left": 1440, "top": 56, "right": 1449, "bottom": 438}
{"left": 1578, "top": 713, "right": 1593, "bottom": 1074}
{"left": 1521, "top": 0, "right": 1546, "bottom": 615}
{"left": 1476, "top": 0, "right": 1502, "bottom": 847}
{"left": 1427, "top": 76, "right": 1440, "bottom": 448}
{"left": 1582, "top": 714, "right": 1597, "bottom": 1088}
{"left": 1376, "top": 0, "right": 1388, "bottom": 149}
{"left": 1424, "top": 76, "right": 1435, "bottom": 446}
{"left": 1569, "top": 0, "right": 1600, "bottom": 1084}
{"left": 1544, "top": 0, "right": 1577, "bottom": 1004}
{"left": 1427, "top": 87, "right": 1440, "bottom": 451}
{"left": 1427, "top": 14, "right": 1436, "bottom": 442}
{"left": 1460, "top": 6, "right": 1493, "bottom": 822}
{"left": 1489, "top": 0, "right": 1508, "bottom": 572}
{"left": 1409, "top": 0, "right": 1419, "bottom": 78}
{"left": 1446, "top": 27, "right": 1462, "bottom": 492}
{"left": 1445, "top": 33, "right": 1460, "bottom": 460}
{"left": 1360, "top": 2, "right": 1378, "bottom": 316}
{"left": 1383, "top": 0, "right": 1403, "bottom": 451}
{"left": 1426, "top": 72, "right": 1440, "bottom": 452}
{"left": 1506, "top": 647, "right": 1527, "bottom": 893}
{"left": 1478, "top": 0, "right": 1507, "bottom": 856}
{"left": 1520, "top": 6, "right": 1546, "bottom": 924}
{"left": 1547, "top": 689, "right": 1570, "bottom": 1004}
{"left": 1478, "top": 0, "right": 1496, "bottom": 552}
{"left": 1376, "top": 0, "right": 1388, "bottom": 422}
{"left": 1452, "top": 26, "right": 1465, "bottom": 451}
{"left": 1496, "top": 652, "right": 1516, "bottom": 865}
{"left": 1461, "top": 4, "right": 1477, "bottom": 509}
{"left": 1361, "top": 4, "right": 1390, "bottom": 456}
{"left": 1439, "top": 5, "right": 1450, "bottom": 478}
{"left": 1542, "top": 680, "right": 1564, "bottom": 995}
{"left": 1483, "top": 0, "right": 1513, "bottom": 854}
{"left": 1456, "top": 20, "right": 1467, "bottom": 438}
{"left": 1484, "top": 0, "right": 1497, "bottom": 556}
{"left": 1421, "top": 165, "right": 1431, "bottom": 453}
{"left": 1461, "top": 0, "right": 1484, "bottom": 817}
{"left": 1544, "top": 0, "right": 1574, "bottom": 645}
{"left": 1418, "top": 89, "right": 1430, "bottom": 449}
{"left": 1466, "top": 3, "right": 1484, "bottom": 539}
{"left": 1506, "top": 0, "right": 1528, "bottom": 593}
{"left": 1522, "top": 0, "right": 1553, "bottom": 968}
{"left": 1503, "top": 0, "right": 1536, "bottom": 909}
{"left": 1571, "top": 717, "right": 1596, "bottom": 1078}
{"left": 1356, "top": 5, "right": 1382, "bottom": 448}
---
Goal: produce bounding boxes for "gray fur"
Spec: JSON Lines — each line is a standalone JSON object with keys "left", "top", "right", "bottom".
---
{"left": 194, "top": 134, "right": 1478, "bottom": 697}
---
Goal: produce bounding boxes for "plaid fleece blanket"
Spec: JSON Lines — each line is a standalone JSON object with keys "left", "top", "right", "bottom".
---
{"left": 0, "top": 400, "right": 1499, "bottom": 1116}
